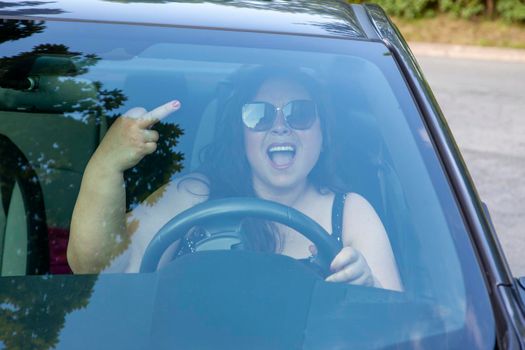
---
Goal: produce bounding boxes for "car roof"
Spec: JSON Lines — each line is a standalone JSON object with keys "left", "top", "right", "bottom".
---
{"left": 0, "top": 0, "right": 385, "bottom": 40}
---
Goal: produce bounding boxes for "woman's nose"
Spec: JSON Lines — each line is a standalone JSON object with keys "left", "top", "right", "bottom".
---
{"left": 270, "top": 109, "right": 291, "bottom": 135}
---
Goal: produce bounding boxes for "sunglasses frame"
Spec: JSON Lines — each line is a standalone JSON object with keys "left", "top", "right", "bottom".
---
{"left": 242, "top": 99, "right": 318, "bottom": 132}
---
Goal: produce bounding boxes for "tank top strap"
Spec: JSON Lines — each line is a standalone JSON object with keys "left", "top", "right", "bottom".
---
{"left": 331, "top": 192, "right": 347, "bottom": 246}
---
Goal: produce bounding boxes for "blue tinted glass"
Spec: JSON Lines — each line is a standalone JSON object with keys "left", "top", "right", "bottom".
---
{"left": 0, "top": 19, "right": 494, "bottom": 349}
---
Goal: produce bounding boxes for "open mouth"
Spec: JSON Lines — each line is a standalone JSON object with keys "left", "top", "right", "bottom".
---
{"left": 267, "top": 144, "right": 296, "bottom": 169}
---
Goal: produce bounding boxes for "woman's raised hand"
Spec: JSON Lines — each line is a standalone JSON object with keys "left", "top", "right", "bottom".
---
{"left": 93, "top": 100, "right": 181, "bottom": 172}
{"left": 324, "top": 246, "right": 378, "bottom": 287}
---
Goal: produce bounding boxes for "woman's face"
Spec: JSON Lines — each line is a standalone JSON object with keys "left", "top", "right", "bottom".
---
{"left": 243, "top": 77, "right": 323, "bottom": 194}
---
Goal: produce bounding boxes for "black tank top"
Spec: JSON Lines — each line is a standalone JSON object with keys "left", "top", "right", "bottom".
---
{"left": 330, "top": 192, "right": 347, "bottom": 247}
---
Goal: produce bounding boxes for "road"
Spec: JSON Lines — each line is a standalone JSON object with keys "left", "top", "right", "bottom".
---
{"left": 416, "top": 56, "right": 525, "bottom": 277}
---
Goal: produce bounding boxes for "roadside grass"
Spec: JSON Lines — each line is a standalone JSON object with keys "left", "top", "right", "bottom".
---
{"left": 392, "top": 15, "right": 525, "bottom": 49}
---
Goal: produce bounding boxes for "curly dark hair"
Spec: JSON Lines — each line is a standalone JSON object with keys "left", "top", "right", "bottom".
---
{"left": 197, "top": 65, "right": 346, "bottom": 252}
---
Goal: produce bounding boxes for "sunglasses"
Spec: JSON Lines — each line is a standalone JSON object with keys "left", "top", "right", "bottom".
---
{"left": 242, "top": 99, "right": 317, "bottom": 132}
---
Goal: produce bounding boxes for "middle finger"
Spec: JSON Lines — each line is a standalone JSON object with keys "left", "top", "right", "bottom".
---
{"left": 138, "top": 100, "right": 181, "bottom": 128}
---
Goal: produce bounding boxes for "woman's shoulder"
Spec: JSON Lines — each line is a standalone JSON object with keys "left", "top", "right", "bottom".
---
{"left": 168, "top": 172, "right": 210, "bottom": 205}
{"left": 172, "top": 172, "right": 210, "bottom": 196}
{"left": 142, "top": 172, "right": 210, "bottom": 209}
{"left": 344, "top": 192, "right": 373, "bottom": 211}
{"left": 341, "top": 192, "right": 384, "bottom": 243}
{"left": 328, "top": 191, "right": 373, "bottom": 213}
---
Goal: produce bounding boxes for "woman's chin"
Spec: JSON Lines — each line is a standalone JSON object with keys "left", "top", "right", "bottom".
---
{"left": 262, "top": 173, "right": 307, "bottom": 193}
{"left": 251, "top": 158, "right": 314, "bottom": 194}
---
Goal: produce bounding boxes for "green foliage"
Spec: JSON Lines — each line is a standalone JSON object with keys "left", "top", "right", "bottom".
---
{"left": 367, "top": 0, "right": 437, "bottom": 19}
{"left": 439, "top": 0, "right": 485, "bottom": 18}
{"left": 497, "top": 0, "right": 525, "bottom": 22}
{"left": 352, "top": 0, "right": 525, "bottom": 22}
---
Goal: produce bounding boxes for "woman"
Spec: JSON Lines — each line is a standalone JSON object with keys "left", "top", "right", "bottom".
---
{"left": 68, "top": 66, "right": 402, "bottom": 291}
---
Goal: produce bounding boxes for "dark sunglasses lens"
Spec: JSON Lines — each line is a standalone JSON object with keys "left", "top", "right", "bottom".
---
{"left": 284, "top": 100, "right": 316, "bottom": 130}
{"left": 242, "top": 103, "right": 275, "bottom": 131}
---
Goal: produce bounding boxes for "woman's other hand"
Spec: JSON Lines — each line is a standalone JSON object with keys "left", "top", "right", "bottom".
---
{"left": 324, "top": 245, "right": 379, "bottom": 287}
{"left": 93, "top": 100, "right": 181, "bottom": 172}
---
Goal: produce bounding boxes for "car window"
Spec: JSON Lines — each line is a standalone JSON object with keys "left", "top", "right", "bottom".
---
{"left": 0, "top": 19, "right": 495, "bottom": 349}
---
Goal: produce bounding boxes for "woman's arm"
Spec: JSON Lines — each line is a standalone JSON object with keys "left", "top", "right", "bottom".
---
{"left": 67, "top": 101, "right": 181, "bottom": 274}
{"left": 342, "top": 193, "right": 402, "bottom": 291}
{"left": 326, "top": 193, "right": 402, "bottom": 291}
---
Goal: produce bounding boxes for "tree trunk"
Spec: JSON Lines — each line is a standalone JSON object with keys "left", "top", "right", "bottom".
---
{"left": 486, "top": 0, "right": 495, "bottom": 19}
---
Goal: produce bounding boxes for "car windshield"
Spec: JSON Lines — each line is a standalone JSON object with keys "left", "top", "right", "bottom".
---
{"left": 0, "top": 19, "right": 494, "bottom": 349}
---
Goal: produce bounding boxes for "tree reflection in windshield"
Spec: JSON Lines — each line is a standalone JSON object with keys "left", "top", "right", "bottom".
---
{"left": 0, "top": 20, "right": 185, "bottom": 272}
{"left": 0, "top": 1, "right": 65, "bottom": 16}
{"left": 0, "top": 19, "right": 45, "bottom": 44}
{"left": 0, "top": 275, "right": 97, "bottom": 350}
{"left": 0, "top": 23, "right": 185, "bottom": 211}
{"left": 0, "top": 18, "right": 186, "bottom": 348}
{"left": 103, "top": 0, "right": 363, "bottom": 37}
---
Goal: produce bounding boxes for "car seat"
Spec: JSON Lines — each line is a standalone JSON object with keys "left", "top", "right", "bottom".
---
{"left": 0, "top": 134, "right": 49, "bottom": 275}
{"left": 339, "top": 108, "right": 422, "bottom": 291}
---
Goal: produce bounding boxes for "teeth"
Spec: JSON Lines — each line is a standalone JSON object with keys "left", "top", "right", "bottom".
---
{"left": 268, "top": 145, "right": 295, "bottom": 153}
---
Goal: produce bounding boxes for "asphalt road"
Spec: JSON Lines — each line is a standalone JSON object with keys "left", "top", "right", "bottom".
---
{"left": 416, "top": 56, "right": 525, "bottom": 277}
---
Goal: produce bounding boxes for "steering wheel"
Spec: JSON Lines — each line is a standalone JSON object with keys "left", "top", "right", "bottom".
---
{"left": 139, "top": 197, "right": 341, "bottom": 274}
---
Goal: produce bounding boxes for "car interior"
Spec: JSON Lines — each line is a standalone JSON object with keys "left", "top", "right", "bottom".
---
{"left": 0, "top": 49, "right": 414, "bottom": 279}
